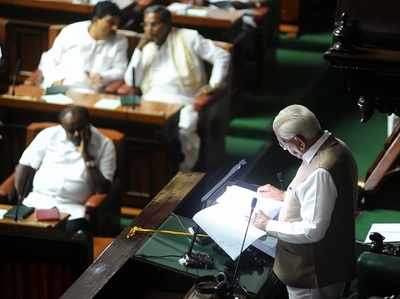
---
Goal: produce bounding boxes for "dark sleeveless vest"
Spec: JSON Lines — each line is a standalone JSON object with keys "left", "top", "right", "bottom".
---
{"left": 273, "top": 136, "right": 358, "bottom": 288}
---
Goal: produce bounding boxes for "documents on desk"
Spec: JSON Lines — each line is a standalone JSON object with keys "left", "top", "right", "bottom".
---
{"left": 94, "top": 98, "right": 121, "bottom": 110}
{"left": 42, "top": 93, "right": 73, "bottom": 105}
{"left": 168, "top": 3, "right": 208, "bottom": 16}
{"left": 193, "top": 185, "right": 280, "bottom": 260}
{"left": 364, "top": 223, "right": 400, "bottom": 243}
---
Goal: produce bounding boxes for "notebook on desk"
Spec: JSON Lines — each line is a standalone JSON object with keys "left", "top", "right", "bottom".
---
{"left": 3, "top": 205, "right": 35, "bottom": 220}
{"left": 36, "top": 207, "right": 61, "bottom": 221}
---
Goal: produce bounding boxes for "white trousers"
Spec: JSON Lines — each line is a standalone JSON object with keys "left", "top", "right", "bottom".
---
{"left": 286, "top": 282, "right": 345, "bottom": 299}
{"left": 179, "top": 104, "right": 200, "bottom": 171}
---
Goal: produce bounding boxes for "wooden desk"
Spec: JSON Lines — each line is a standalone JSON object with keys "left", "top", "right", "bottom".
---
{"left": 0, "top": 203, "right": 69, "bottom": 229}
{"left": 170, "top": 7, "right": 244, "bottom": 42}
{"left": 0, "top": 201, "right": 93, "bottom": 299}
{"left": 0, "top": 0, "right": 91, "bottom": 24}
{"left": 0, "top": 86, "right": 182, "bottom": 207}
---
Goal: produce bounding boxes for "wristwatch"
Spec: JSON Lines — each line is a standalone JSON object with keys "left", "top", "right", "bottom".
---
{"left": 85, "top": 160, "right": 96, "bottom": 168}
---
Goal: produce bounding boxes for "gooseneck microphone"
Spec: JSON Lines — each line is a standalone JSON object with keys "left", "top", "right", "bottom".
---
{"left": 11, "top": 58, "right": 21, "bottom": 96}
{"left": 231, "top": 197, "right": 257, "bottom": 286}
{"left": 195, "top": 197, "right": 258, "bottom": 298}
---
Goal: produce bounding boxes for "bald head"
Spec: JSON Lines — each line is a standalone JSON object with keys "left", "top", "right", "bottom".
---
{"left": 59, "top": 106, "right": 90, "bottom": 146}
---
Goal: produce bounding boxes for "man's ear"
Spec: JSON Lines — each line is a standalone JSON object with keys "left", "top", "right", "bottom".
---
{"left": 293, "top": 135, "right": 307, "bottom": 153}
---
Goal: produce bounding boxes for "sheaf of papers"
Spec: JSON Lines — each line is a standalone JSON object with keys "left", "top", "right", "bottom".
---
{"left": 42, "top": 94, "right": 73, "bottom": 105}
{"left": 167, "top": 3, "right": 208, "bottom": 16}
{"left": 94, "top": 98, "right": 121, "bottom": 110}
{"left": 252, "top": 235, "right": 278, "bottom": 258}
{"left": 168, "top": 2, "right": 190, "bottom": 12}
{"left": 193, "top": 185, "right": 281, "bottom": 260}
{"left": 0, "top": 208, "right": 7, "bottom": 219}
{"left": 364, "top": 223, "right": 400, "bottom": 243}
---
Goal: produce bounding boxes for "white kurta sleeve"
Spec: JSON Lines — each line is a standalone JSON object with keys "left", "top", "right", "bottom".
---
{"left": 39, "top": 29, "right": 70, "bottom": 86}
{"left": 19, "top": 129, "right": 51, "bottom": 170}
{"left": 99, "top": 36, "right": 129, "bottom": 83}
{"left": 124, "top": 48, "right": 143, "bottom": 86}
{"left": 265, "top": 168, "right": 338, "bottom": 244}
{"left": 190, "top": 31, "right": 230, "bottom": 88}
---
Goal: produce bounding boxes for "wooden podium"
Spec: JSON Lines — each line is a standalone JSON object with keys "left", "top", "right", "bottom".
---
{"left": 61, "top": 172, "right": 285, "bottom": 299}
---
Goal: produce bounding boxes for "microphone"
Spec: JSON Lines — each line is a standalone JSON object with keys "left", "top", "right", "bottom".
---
{"left": 277, "top": 171, "right": 284, "bottom": 190}
{"left": 131, "top": 66, "right": 135, "bottom": 88}
{"left": 11, "top": 58, "right": 21, "bottom": 96}
{"left": 231, "top": 197, "right": 257, "bottom": 285}
{"left": 195, "top": 197, "right": 257, "bottom": 298}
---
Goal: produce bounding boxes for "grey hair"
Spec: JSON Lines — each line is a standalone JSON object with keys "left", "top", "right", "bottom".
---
{"left": 273, "top": 104, "right": 322, "bottom": 140}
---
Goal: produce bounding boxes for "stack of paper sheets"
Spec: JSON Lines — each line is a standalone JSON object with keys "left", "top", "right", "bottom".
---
{"left": 193, "top": 185, "right": 281, "bottom": 260}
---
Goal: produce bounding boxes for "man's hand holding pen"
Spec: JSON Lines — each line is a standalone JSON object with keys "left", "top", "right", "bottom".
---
{"left": 257, "top": 184, "right": 284, "bottom": 201}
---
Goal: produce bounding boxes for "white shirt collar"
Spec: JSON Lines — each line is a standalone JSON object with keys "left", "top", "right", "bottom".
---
{"left": 302, "top": 130, "right": 331, "bottom": 164}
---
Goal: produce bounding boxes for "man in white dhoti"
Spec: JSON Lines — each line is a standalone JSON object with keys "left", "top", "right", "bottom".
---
{"left": 15, "top": 106, "right": 116, "bottom": 233}
{"left": 26, "top": 1, "right": 128, "bottom": 92}
{"left": 121, "top": 5, "right": 230, "bottom": 170}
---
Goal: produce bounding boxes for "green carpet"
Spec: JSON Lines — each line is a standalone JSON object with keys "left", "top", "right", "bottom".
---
{"left": 225, "top": 136, "right": 269, "bottom": 160}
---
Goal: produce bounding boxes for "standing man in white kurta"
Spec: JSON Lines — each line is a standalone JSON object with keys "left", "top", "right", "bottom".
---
{"left": 252, "top": 105, "right": 358, "bottom": 299}
{"left": 26, "top": 1, "right": 128, "bottom": 92}
{"left": 15, "top": 106, "right": 116, "bottom": 233}
{"left": 121, "top": 5, "right": 230, "bottom": 170}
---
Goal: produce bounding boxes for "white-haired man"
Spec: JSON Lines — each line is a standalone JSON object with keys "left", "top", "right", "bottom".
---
{"left": 252, "top": 104, "right": 358, "bottom": 299}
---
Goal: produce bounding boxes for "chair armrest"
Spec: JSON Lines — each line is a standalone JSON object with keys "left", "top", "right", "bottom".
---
{"left": 85, "top": 193, "right": 107, "bottom": 211}
{"left": 0, "top": 174, "right": 15, "bottom": 197}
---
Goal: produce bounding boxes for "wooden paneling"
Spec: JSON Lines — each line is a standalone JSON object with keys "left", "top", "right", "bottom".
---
{"left": 281, "top": 0, "right": 299, "bottom": 24}
{"left": 0, "top": 19, "right": 49, "bottom": 83}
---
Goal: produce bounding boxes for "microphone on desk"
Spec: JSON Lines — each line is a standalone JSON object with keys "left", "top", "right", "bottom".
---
{"left": 230, "top": 197, "right": 257, "bottom": 290}
{"left": 11, "top": 58, "right": 21, "bottom": 96}
{"left": 277, "top": 171, "right": 284, "bottom": 190}
{"left": 195, "top": 197, "right": 257, "bottom": 298}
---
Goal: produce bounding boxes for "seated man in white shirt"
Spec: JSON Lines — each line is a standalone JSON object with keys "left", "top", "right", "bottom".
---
{"left": 26, "top": 1, "right": 128, "bottom": 92}
{"left": 120, "top": 5, "right": 230, "bottom": 171}
{"left": 252, "top": 105, "right": 358, "bottom": 299}
{"left": 14, "top": 106, "right": 116, "bottom": 233}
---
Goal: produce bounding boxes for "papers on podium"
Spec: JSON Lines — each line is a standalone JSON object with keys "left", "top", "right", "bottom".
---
{"left": 193, "top": 185, "right": 281, "bottom": 260}
{"left": 364, "top": 223, "right": 400, "bottom": 243}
